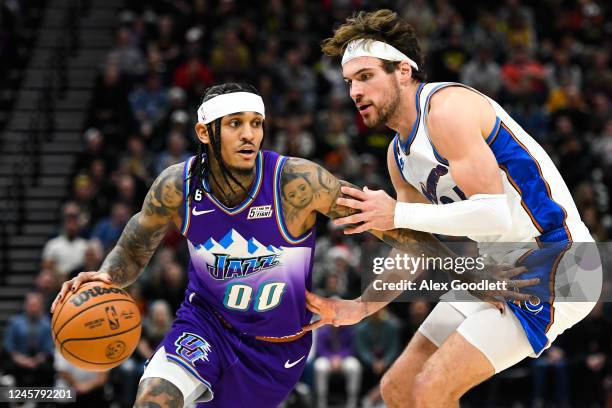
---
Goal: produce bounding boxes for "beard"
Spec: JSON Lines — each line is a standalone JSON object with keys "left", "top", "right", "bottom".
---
{"left": 363, "top": 81, "right": 401, "bottom": 128}
{"left": 226, "top": 162, "right": 256, "bottom": 176}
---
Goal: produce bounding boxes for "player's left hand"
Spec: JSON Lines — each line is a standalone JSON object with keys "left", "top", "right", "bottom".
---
{"left": 334, "top": 186, "right": 396, "bottom": 233}
{"left": 302, "top": 291, "right": 367, "bottom": 331}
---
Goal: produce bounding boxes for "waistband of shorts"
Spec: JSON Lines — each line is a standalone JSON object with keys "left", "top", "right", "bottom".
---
{"left": 187, "top": 291, "right": 307, "bottom": 343}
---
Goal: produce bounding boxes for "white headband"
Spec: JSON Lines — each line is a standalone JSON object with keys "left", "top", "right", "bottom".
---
{"left": 197, "top": 92, "right": 265, "bottom": 124}
{"left": 341, "top": 39, "right": 419, "bottom": 70}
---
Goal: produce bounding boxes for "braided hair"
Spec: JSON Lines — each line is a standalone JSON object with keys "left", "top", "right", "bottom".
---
{"left": 188, "top": 83, "right": 263, "bottom": 203}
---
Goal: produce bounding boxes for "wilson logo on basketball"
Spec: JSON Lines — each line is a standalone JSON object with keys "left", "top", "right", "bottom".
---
{"left": 69, "top": 286, "right": 128, "bottom": 307}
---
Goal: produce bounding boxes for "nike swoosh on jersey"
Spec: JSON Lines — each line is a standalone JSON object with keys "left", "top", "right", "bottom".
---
{"left": 284, "top": 356, "right": 305, "bottom": 369}
{"left": 192, "top": 208, "right": 215, "bottom": 216}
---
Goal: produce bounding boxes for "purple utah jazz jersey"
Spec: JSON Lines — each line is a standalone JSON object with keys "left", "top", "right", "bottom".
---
{"left": 179, "top": 150, "right": 315, "bottom": 338}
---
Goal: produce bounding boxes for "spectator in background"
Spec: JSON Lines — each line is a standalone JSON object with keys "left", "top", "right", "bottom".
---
{"left": 152, "top": 15, "right": 181, "bottom": 70}
{"left": 173, "top": 54, "right": 214, "bottom": 101}
{"left": 531, "top": 346, "right": 570, "bottom": 408}
{"left": 593, "top": 119, "right": 612, "bottom": 169}
{"left": 277, "top": 48, "right": 317, "bottom": 111}
{"left": 352, "top": 154, "right": 387, "bottom": 191}
{"left": 120, "top": 135, "right": 153, "bottom": 182}
{"left": 91, "top": 202, "right": 131, "bottom": 251}
{"left": 552, "top": 116, "right": 593, "bottom": 191}
{"left": 34, "top": 268, "right": 60, "bottom": 311}
{"left": 143, "top": 261, "right": 186, "bottom": 313}
{"left": 562, "top": 302, "right": 611, "bottom": 406}
{"left": 273, "top": 116, "right": 316, "bottom": 159}
{"left": 584, "top": 51, "right": 612, "bottom": 98}
{"left": 155, "top": 131, "right": 190, "bottom": 175}
{"left": 314, "top": 325, "right": 362, "bottom": 408}
{"left": 430, "top": 28, "right": 470, "bottom": 82}
{"left": 154, "top": 86, "right": 191, "bottom": 145}
{"left": 545, "top": 49, "right": 582, "bottom": 91}
{"left": 73, "top": 128, "right": 114, "bottom": 176}
{"left": 69, "top": 239, "right": 104, "bottom": 278}
{"left": 3, "top": 292, "right": 55, "bottom": 387}
{"left": 106, "top": 26, "right": 146, "bottom": 77}
{"left": 460, "top": 46, "right": 502, "bottom": 98}
{"left": 466, "top": 12, "right": 506, "bottom": 59}
{"left": 501, "top": 46, "right": 546, "bottom": 101}
{"left": 210, "top": 28, "right": 251, "bottom": 80}
{"left": 398, "top": 300, "right": 431, "bottom": 344}
{"left": 55, "top": 349, "right": 109, "bottom": 408}
{"left": 355, "top": 309, "right": 401, "bottom": 408}
{"left": 129, "top": 74, "right": 169, "bottom": 126}
{"left": 502, "top": 9, "right": 537, "bottom": 55}
{"left": 88, "top": 158, "right": 114, "bottom": 211}
{"left": 112, "top": 173, "right": 144, "bottom": 212}
{"left": 88, "top": 61, "right": 132, "bottom": 139}
{"left": 41, "top": 201, "right": 88, "bottom": 280}
{"left": 138, "top": 299, "right": 173, "bottom": 360}
{"left": 72, "top": 173, "right": 105, "bottom": 226}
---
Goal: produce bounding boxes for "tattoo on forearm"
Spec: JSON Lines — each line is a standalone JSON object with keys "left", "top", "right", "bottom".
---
{"left": 100, "top": 214, "right": 170, "bottom": 287}
{"left": 134, "top": 377, "right": 184, "bottom": 408}
{"left": 100, "top": 164, "right": 183, "bottom": 287}
{"left": 380, "top": 228, "right": 455, "bottom": 258}
{"left": 325, "top": 180, "right": 360, "bottom": 219}
{"left": 316, "top": 166, "right": 334, "bottom": 192}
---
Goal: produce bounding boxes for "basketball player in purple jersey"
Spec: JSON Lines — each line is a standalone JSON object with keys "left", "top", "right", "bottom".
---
{"left": 51, "top": 82, "right": 532, "bottom": 407}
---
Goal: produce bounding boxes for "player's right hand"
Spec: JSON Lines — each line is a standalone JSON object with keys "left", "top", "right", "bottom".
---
{"left": 465, "top": 263, "right": 539, "bottom": 313}
{"left": 302, "top": 291, "right": 367, "bottom": 331}
{"left": 50, "top": 271, "right": 113, "bottom": 314}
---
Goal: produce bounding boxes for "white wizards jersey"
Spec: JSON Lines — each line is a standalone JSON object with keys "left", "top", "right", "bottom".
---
{"left": 392, "top": 82, "right": 592, "bottom": 244}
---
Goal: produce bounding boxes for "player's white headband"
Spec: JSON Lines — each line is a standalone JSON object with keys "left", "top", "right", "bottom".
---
{"left": 197, "top": 92, "right": 265, "bottom": 124}
{"left": 341, "top": 39, "right": 419, "bottom": 70}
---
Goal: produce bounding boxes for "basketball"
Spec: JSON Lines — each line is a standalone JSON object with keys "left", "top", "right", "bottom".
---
{"left": 52, "top": 281, "right": 142, "bottom": 371}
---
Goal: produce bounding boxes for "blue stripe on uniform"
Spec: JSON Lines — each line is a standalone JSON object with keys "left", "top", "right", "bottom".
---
{"left": 180, "top": 156, "right": 195, "bottom": 235}
{"left": 398, "top": 82, "right": 426, "bottom": 153}
{"left": 489, "top": 123, "right": 567, "bottom": 234}
{"left": 392, "top": 136, "right": 410, "bottom": 183}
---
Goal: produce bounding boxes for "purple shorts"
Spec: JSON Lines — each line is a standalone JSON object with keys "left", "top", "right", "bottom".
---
{"left": 155, "top": 294, "right": 312, "bottom": 407}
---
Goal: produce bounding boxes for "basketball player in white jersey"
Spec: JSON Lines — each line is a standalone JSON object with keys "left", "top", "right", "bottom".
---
{"left": 305, "top": 9, "right": 602, "bottom": 408}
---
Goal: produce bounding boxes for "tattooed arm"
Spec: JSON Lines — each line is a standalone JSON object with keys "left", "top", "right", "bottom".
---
{"left": 51, "top": 164, "right": 184, "bottom": 312}
{"left": 280, "top": 157, "right": 536, "bottom": 330}
{"left": 99, "top": 163, "right": 183, "bottom": 286}
{"left": 281, "top": 158, "right": 448, "bottom": 322}
{"left": 279, "top": 157, "right": 447, "bottom": 255}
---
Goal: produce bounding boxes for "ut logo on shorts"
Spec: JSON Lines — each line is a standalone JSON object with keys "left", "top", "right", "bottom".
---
{"left": 174, "top": 332, "right": 212, "bottom": 365}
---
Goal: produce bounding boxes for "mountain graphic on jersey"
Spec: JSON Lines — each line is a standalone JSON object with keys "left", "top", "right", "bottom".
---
{"left": 188, "top": 229, "right": 308, "bottom": 283}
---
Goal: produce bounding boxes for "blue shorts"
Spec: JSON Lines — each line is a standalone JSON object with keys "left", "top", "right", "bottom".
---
{"left": 153, "top": 294, "right": 312, "bottom": 407}
{"left": 508, "top": 239, "right": 574, "bottom": 354}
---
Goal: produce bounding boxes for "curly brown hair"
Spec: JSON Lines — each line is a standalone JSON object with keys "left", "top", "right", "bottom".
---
{"left": 321, "top": 9, "right": 426, "bottom": 82}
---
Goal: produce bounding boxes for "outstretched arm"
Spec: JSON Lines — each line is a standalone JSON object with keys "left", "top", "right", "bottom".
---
{"left": 335, "top": 88, "right": 512, "bottom": 236}
{"left": 281, "top": 156, "right": 535, "bottom": 330}
{"left": 51, "top": 163, "right": 184, "bottom": 312}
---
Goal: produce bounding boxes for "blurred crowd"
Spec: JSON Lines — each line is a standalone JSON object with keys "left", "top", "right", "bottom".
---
{"left": 2, "top": 0, "right": 611, "bottom": 406}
